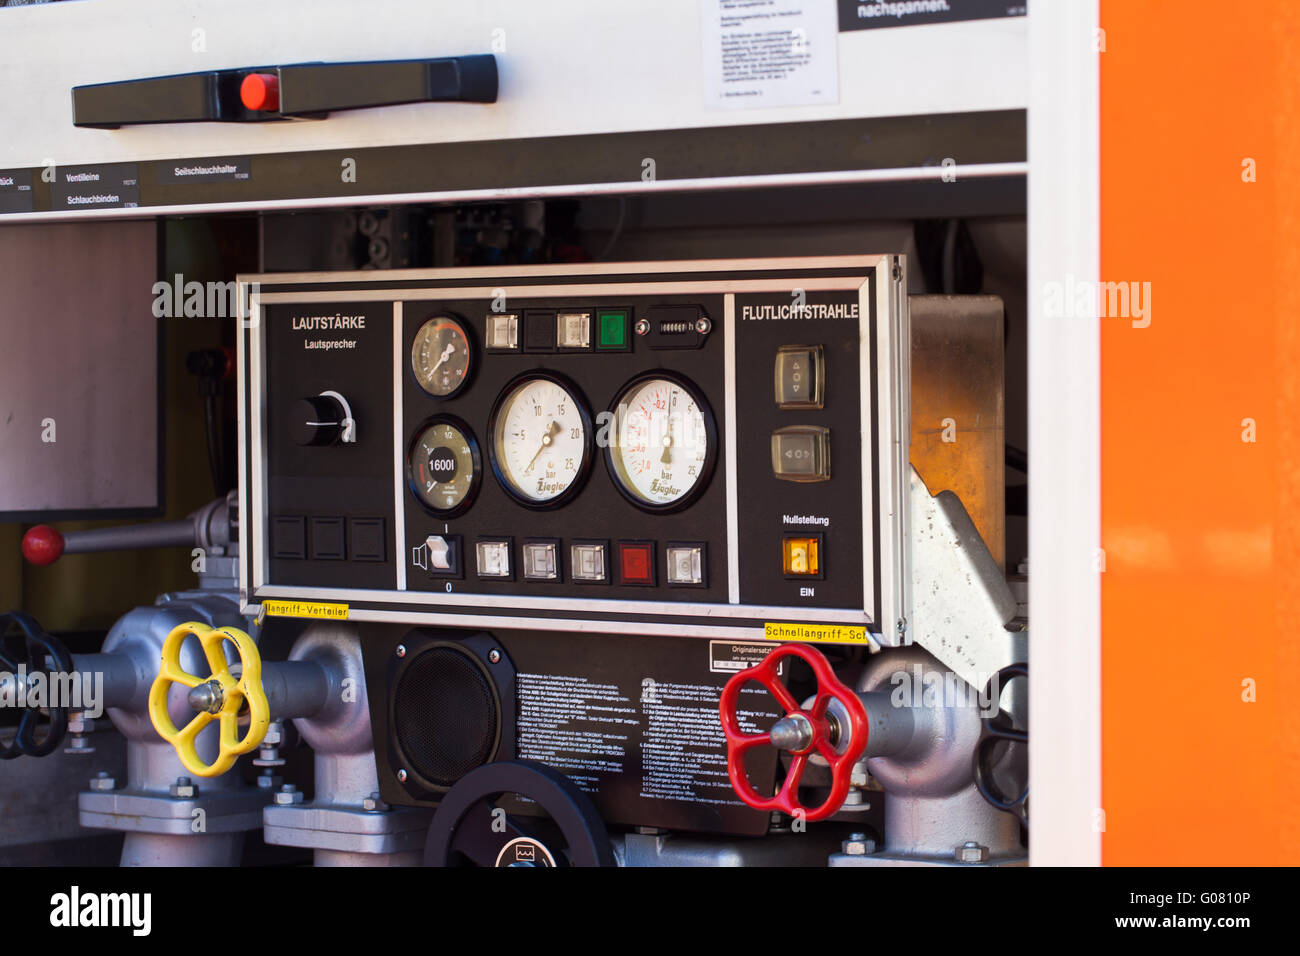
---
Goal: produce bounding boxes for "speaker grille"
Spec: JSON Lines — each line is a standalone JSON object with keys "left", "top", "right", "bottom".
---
{"left": 393, "top": 644, "right": 498, "bottom": 789}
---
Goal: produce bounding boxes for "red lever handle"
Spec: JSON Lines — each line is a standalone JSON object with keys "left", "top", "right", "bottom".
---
{"left": 719, "top": 642, "right": 868, "bottom": 822}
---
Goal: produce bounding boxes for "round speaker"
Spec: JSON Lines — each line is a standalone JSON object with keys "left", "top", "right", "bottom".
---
{"left": 392, "top": 643, "right": 500, "bottom": 790}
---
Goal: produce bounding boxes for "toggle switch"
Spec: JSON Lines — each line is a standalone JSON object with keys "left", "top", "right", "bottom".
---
{"left": 774, "top": 344, "right": 825, "bottom": 409}
{"left": 618, "top": 541, "right": 656, "bottom": 586}
{"left": 476, "top": 538, "right": 512, "bottom": 578}
{"left": 570, "top": 541, "right": 609, "bottom": 583}
{"left": 426, "top": 535, "right": 451, "bottom": 570}
{"left": 523, "top": 539, "right": 560, "bottom": 581}
{"left": 782, "top": 534, "right": 823, "bottom": 578}
{"left": 421, "top": 534, "right": 461, "bottom": 576}
{"left": 666, "top": 543, "right": 705, "bottom": 587}
{"left": 771, "top": 426, "right": 830, "bottom": 481}
{"left": 485, "top": 313, "right": 520, "bottom": 351}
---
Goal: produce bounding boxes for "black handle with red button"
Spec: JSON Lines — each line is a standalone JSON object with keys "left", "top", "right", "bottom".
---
{"left": 72, "top": 54, "right": 497, "bottom": 129}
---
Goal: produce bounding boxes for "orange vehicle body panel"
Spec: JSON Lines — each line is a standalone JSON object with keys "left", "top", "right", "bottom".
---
{"left": 1100, "top": 0, "right": 1300, "bottom": 863}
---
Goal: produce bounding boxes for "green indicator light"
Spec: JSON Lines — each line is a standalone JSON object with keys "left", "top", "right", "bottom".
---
{"left": 597, "top": 310, "right": 627, "bottom": 349}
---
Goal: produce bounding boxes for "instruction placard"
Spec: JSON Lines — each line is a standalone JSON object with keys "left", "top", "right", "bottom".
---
{"left": 702, "top": 0, "right": 839, "bottom": 110}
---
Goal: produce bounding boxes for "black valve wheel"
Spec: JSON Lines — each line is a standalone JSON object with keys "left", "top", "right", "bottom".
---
{"left": 423, "top": 759, "right": 615, "bottom": 867}
{"left": 0, "top": 611, "right": 74, "bottom": 759}
{"left": 973, "top": 662, "right": 1028, "bottom": 825}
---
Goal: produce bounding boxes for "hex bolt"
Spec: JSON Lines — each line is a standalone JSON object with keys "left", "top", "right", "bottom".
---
{"left": 695, "top": 317, "right": 712, "bottom": 335}
{"left": 955, "top": 841, "right": 989, "bottom": 863}
{"left": 396, "top": 769, "right": 408, "bottom": 783}
{"left": 488, "top": 649, "right": 501, "bottom": 664}
{"left": 362, "top": 792, "right": 389, "bottom": 812}
{"left": 274, "top": 784, "right": 304, "bottom": 806}
{"left": 395, "top": 644, "right": 406, "bottom": 658}
{"left": 842, "top": 832, "right": 875, "bottom": 856}
{"left": 170, "top": 776, "right": 198, "bottom": 798}
{"left": 88, "top": 771, "right": 116, "bottom": 792}
{"left": 67, "top": 713, "right": 95, "bottom": 735}
{"left": 635, "top": 319, "right": 651, "bottom": 336}
{"left": 841, "top": 789, "right": 867, "bottom": 807}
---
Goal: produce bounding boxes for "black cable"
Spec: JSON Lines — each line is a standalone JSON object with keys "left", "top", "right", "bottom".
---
{"left": 203, "top": 391, "right": 224, "bottom": 497}
{"left": 187, "top": 349, "right": 229, "bottom": 496}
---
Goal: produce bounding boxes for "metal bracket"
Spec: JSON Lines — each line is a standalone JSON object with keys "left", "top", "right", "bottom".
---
{"left": 908, "top": 466, "right": 1026, "bottom": 692}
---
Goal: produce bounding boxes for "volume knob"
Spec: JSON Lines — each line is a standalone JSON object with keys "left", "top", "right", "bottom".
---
{"left": 292, "top": 395, "right": 347, "bottom": 446}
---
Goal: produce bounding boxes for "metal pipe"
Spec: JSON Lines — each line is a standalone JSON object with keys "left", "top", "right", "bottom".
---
{"left": 860, "top": 690, "right": 918, "bottom": 759}
{"left": 61, "top": 519, "right": 199, "bottom": 554}
{"left": 260, "top": 659, "right": 331, "bottom": 721}
{"left": 70, "top": 652, "right": 144, "bottom": 711}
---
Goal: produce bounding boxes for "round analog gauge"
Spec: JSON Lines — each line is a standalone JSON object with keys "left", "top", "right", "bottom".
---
{"left": 411, "top": 314, "right": 472, "bottom": 397}
{"left": 606, "top": 372, "right": 716, "bottom": 512}
{"left": 406, "top": 415, "right": 481, "bottom": 517}
{"left": 488, "top": 372, "right": 593, "bottom": 508}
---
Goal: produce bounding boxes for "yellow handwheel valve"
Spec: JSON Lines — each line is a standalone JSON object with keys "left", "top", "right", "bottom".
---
{"left": 147, "top": 622, "right": 270, "bottom": 777}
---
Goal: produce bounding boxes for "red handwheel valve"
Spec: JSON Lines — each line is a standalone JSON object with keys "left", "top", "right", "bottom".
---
{"left": 719, "top": 642, "right": 868, "bottom": 823}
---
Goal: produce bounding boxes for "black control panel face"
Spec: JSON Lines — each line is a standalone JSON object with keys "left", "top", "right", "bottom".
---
{"left": 240, "top": 258, "right": 908, "bottom": 643}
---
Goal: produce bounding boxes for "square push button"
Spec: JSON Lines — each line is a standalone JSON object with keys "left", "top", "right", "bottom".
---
{"left": 349, "top": 518, "right": 386, "bottom": 562}
{"left": 523, "top": 539, "right": 560, "bottom": 581}
{"left": 596, "top": 309, "right": 630, "bottom": 351}
{"left": 666, "top": 543, "right": 706, "bottom": 587}
{"left": 570, "top": 540, "right": 609, "bottom": 583}
{"left": 310, "top": 516, "right": 345, "bottom": 560}
{"left": 486, "top": 312, "right": 520, "bottom": 351}
{"left": 782, "top": 534, "right": 823, "bottom": 578}
{"left": 524, "top": 311, "right": 556, "bottom": 352}
{"left": 556, "top": 311, "right": 592, "bottom": 350}
{"left": 618, "top": 541, "right": 656, "bottom": 586}
{"left": 774, "top": 344, "right": 825, "bottom": 409}
{"left": 272, "top": 516, "right": 306, "bottom": 559}
{"left": 476, "top": 538, "right": 513, "bottom": 579}
{"left": 771, "top": 426, "right": 830, "bottom": 482}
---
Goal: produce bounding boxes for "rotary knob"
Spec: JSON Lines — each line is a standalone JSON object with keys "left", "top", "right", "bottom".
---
{"left": 292, "top": 393, "right": 355, "bottom": 446}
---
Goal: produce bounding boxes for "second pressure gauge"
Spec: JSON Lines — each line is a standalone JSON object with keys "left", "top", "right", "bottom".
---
{"left": 488, "top": 372, "right": 593, "bottom": 508}
{"left": 606, "top": 372, "right": 716, "bottom": 512}
{"left": 407, "top": 415, "right": 481, "bottom": 517}
{"left": 411, "top": 314, "right": 472, "bottom": 398}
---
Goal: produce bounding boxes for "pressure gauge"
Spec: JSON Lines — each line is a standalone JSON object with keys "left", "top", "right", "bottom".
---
{"left": 411, "top": 314, "right": 472, "bottom": 397}
{"left": 606, "top": 372, "right": 716, "bottom": 513}
{"left": 488, "top": 372, "right": 593, "bottom": 508}
{"left": 407, "top": 415, "right": 481, "bottom": 517}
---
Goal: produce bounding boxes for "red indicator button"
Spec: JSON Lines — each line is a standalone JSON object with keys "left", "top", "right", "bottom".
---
{"left": 618, "top": 541, "right": 656, "bottom": 586}
{"left": 240, "top": 72, "right": 280, "bottom": 112}
{"left": 21, "top": 525, "right": 65, "bottom": 566}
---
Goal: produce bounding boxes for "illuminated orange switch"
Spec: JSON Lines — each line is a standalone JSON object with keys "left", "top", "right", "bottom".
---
{"left": 782, "top": 535, "right": 822, "bottom": 578}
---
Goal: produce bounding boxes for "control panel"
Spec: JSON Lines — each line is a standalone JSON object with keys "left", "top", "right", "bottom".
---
{"left": 239, "top": 257, "right": 909, "bottom": 643}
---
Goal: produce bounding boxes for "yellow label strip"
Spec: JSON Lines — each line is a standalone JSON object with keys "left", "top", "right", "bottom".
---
{"left": 261, "top": 600, "right": 349, "bottom": 621}
{"left": 763, "top": 622, "right": 870, "bottom": 644}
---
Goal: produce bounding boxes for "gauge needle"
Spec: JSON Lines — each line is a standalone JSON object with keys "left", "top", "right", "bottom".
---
{"left": 661, "top": 392, "right": 676, "bottom": 464}
{"left": 427, "top": 342, "right": 456, "bottom": 376}
{"left": 525, "top": 420, "right": 561, "bottom": 473}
